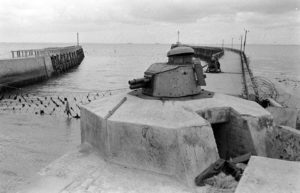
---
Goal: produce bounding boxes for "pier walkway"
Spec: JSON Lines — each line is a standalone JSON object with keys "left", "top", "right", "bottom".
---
{"left": 205, "top": 50, "right": 244, "bottom": 97}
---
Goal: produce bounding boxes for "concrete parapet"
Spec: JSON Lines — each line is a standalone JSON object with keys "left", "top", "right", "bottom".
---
{"left": 235, "top": 156, "right": 300, "bottom": 193}
{"left": 80, "top": 90, "right": 273, "bottom": 187}
{"left": 171, "top": 43, "right": 224, "bottom": 61}
{"left": 267, "top": 107, "right": 298, "bottom": 128}
{"left": 0, "top": 56, "right": 49, "bottom": 89}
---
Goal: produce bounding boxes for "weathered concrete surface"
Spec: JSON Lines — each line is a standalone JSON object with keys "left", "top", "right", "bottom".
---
{"left": 44, "top": 55, "right": 54, "bottom": 77}
{"left": 81, "top": 90, "right": 273, "bottom": 187}
{"left": 205, "top": 51, "right": 243, "bottom": 97}
{"left": 20, "top": 147, "right": 202, "bottom": 193}
{"left": 266, "top": 107, "right": 298, "bottom": 128}
{"left": 0, "top": 57, "right": 49, "bottom": 84}
{"left": 266, "top": 125, "right": 300, "bottom": 161}
{"left": 235, "top": 156, "right": 300, "bottom": 193}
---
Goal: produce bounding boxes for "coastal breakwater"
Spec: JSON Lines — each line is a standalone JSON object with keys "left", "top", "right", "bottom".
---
{"left": 171, "top": 43, "right": 224, "bottom": 60}
{"left": 0, "top": 45, "right": 84, "bottom": 91}
{"left": 190, "top": 46, "right": 224, "bottom": 60}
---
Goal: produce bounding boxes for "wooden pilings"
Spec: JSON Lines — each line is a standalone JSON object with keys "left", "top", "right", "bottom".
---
{"left": 50, "top": 47, "right": 84, "bottom": 74}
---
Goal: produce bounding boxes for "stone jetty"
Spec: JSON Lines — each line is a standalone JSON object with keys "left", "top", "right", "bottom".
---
{"left": 0, "top": 45, "right": 84, "bottom": 91}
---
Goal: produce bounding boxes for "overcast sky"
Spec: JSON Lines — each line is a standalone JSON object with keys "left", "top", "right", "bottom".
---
{"left": 0, "top": 0, "right": 299, "bottom": 44}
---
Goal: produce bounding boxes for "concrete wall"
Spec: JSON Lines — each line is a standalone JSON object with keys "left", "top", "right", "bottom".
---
{"left": 0, "top": 57, "right": 49, "bottom": 88}
{"left": 171, "top": 44, "right": 224, "bottom": 61}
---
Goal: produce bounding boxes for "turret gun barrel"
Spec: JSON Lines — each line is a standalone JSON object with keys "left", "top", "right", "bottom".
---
{"left": 128, "top": 77, "right": 151, "bottom": 89}
{"left": 128, "top": 78, "right": 149, "bottom": 85}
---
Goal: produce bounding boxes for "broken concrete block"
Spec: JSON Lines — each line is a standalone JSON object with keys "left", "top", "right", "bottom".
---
{"left": 235, "top": 156, "right": 300, "bottom": 193}
{"left": 266, "top": 106, "right": 298, "bottom": 128}
{"left": 266, "top": 125, "right": 300, "bottom": 161}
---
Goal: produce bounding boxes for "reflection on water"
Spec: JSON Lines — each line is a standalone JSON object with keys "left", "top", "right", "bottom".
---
{"left": 0, "top": 113, "right": 80, "bottom": 192}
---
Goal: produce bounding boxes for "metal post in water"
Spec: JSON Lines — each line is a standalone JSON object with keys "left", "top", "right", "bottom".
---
{"left": 11, "top": 51, "right": 14, "bottom": 58}
{"left": 243, "top": 29, "right": 249, "bottom": 52}
{"left": 77, "top": 32, "right": 79, "bottom": 46}
{"left": 222, "top": 39, "right": 224, "bottom": 50}
{"left": 240, "top": 36, "right": 243, "bottom": 52}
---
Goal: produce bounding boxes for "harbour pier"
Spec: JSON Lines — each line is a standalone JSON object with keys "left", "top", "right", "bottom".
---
{"left": 0, "top": 46, "right": 84, "bottom": 91}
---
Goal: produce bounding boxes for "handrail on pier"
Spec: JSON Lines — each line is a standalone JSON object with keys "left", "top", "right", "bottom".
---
{"left": 224, "top": 47, "right": 259, "bottom": 101}
{"left": 11, "top": 49, "right": 47, "bottom": 59}
{"left": 10, "top": 45, "right": 80, "bottom": 59}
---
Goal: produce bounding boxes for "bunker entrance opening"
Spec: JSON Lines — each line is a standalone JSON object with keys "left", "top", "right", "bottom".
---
{"left": 209, "top": 115, "right": 255, "bottom": 160}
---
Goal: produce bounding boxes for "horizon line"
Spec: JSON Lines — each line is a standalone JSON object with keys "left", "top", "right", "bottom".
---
{"left": 0, "top": 42, "right": 299, "bottom": 46}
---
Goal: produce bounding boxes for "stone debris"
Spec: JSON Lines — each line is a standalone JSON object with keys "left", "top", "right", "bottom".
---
{"left": 266, "top": 125, "right": 300, "bottom": 161}
{"left": 195, "top": 153, "right": 250, "bottom": 193}
{"left": 203, "top": 172, "right": 238, "bottom": 193}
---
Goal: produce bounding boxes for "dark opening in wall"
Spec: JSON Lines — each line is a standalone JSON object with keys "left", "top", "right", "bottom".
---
{"left": 211, "top": 122, "right": 231, "bottom": 159}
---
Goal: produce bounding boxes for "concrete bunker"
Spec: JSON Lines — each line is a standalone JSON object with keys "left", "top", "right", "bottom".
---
{"left": 80, "top": 92, "right": 273, "bottom": 187}
{"left": 198, "top": 106, "right": 271, "bottom": 160}
{"left": 80, "top": 46, "right": 273, "bottom": 188}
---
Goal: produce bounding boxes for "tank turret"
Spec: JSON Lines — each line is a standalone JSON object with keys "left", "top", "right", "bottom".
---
{"left": 129, "top": 46, "right": 206, "bottom": 97}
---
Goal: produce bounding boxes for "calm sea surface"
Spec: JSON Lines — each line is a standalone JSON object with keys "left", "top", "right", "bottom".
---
{"left": 1, "top": 43, "right": 299, "bottom": 93}
{"left": 0, "top": 43, "right": 299, "bottom": 192}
